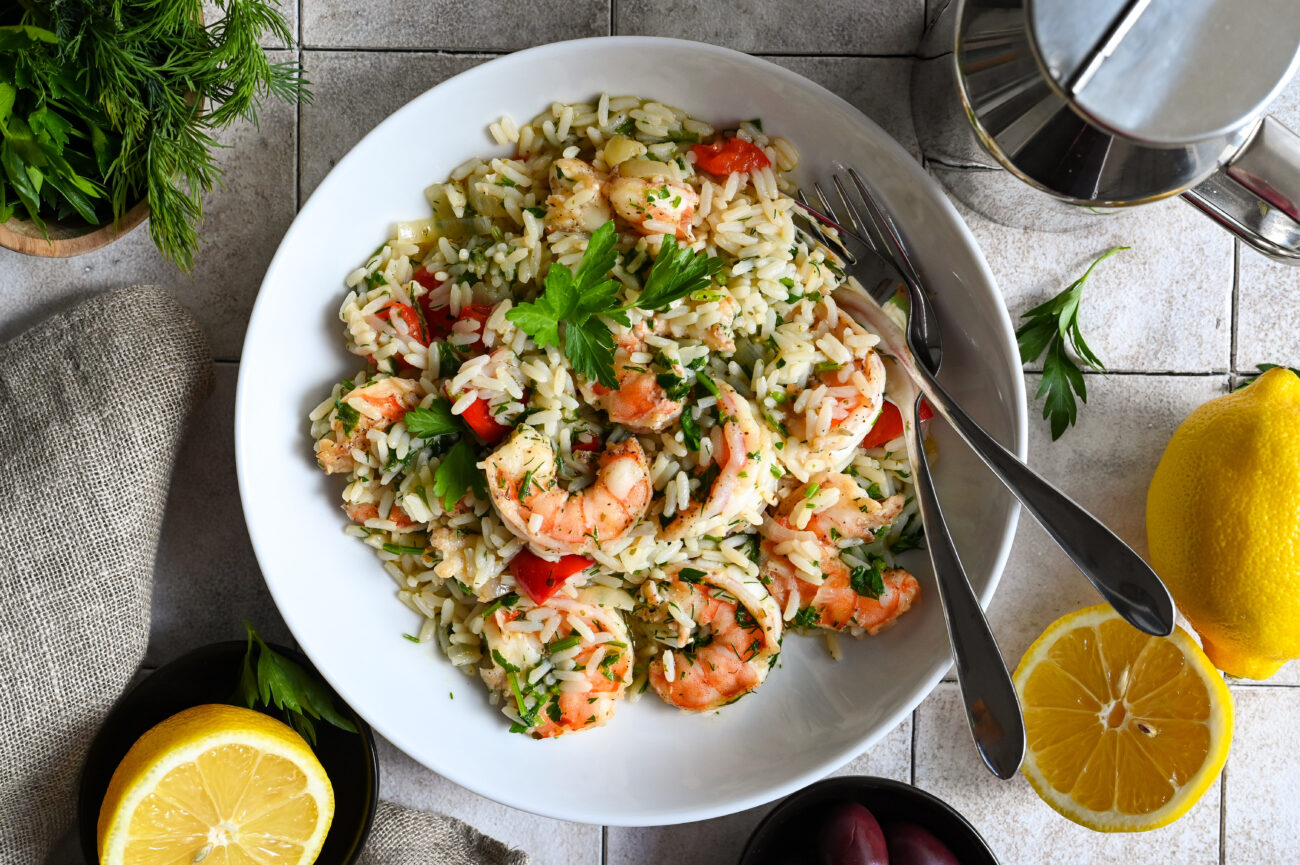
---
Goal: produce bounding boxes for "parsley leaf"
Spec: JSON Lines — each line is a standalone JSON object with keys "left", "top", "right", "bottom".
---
{"left": 432, "top": 439, "right": 488, "bottom": 510}
{"left": 1016, "top": 246, "right": 1125, "bottom": 440}
{"left": 850, "top": 554, "right": 888, "bottom": 600}
{"left": 334, "top": 398, "right": 360, "bottom": 436}
{"left": 631, "top": 234, "right": 725, "bottom": 311}
{"left": 506, "top": 220, "right": 723, "bottom": 389}
{"left": 234, "top": 622, "right": 358, "bottom": 746}
{"left": 404, "top": 398, "right": 460, "bottom": 438}
{"left": 792, "top": 606, "right": 820, "bottom": 628}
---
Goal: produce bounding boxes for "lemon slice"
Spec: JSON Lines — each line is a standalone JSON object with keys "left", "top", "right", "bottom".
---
{"left": 1013, "top": 605, "right": 1232, "bottom": 832}
{"left": 98, "top": 704, "right": 334, "bottom": 865}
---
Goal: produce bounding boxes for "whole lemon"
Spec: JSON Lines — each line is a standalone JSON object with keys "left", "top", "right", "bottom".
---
{"left": 1147, "top": 367, "right": 1300, "bottom": 679}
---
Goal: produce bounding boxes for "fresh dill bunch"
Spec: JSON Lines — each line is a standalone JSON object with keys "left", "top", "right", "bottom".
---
{"left": 13, "top": 0, "right": 308, "bottom": 270}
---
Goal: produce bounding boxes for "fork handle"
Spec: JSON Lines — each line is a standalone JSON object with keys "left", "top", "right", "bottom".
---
{"left": 906, "top": 396, "right": 1025, "bottom": 779}
{"left": 911, "top": 365, "right": 1177, "bottom": 637}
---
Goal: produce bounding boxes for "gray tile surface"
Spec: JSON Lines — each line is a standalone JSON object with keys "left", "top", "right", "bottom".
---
{"left": 377, "top": 736, "right": 602, "bottom": 865}
{"left": 1224, "top": 687, "right": 1300, "bottom": 863}
{"left": 616, "top": 0, "right": 924, "bottom": 55}
{"left": 980, "top": 373, "right": 1228, "bottom": 676}
{"left": 1235, "top": 76, "right": 1300, "bottom": 372}
{"left": 606, "top": 714, "right": 913, "bottom": 865}
{"left": 303, "top": 0, "right": 608, "bottom": 49}
{"left": 299, "top": 51, "right": 492, "bottom": 201}
{"left": 915, "top": 682, "right": 1223, "bottom": 865}
{"left": 960, "top": 197, "right": 1235, "bottom": 374}
{"left": 768, "top": 56, "right": 919, "bottom": 158}
{"left": 148, "top": 363, "right": 290, "bottom": 665}
{"left": 0, "top": 52, "right": 298, "bottom": 363}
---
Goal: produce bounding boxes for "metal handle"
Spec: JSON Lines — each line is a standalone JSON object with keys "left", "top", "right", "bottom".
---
{"left": 910, "top": 364, "right": 1177, "bottom": 637}
{"left": 1184, "top": 116, "right": 1300, "bottom": 262}
{"left": 901, "top": 383, "right": 1025, "bottom": 779}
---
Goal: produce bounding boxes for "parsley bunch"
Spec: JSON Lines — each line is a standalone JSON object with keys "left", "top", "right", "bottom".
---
{"left": 3, "top": 1, "right": 307, "bottom": 270}
{"left": 1016, "top": 246, "right": 1126, "bottom": 440}
{"left": 507, "top": 221, "right": 723, "bottom": 388}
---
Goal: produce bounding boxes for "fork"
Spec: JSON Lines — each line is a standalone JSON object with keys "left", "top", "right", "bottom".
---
{"left": 795, "top": 168, "right": 1177, "bottom": 636}
{"left": 793, "top": 183, "right": 1026, "bottom": 779}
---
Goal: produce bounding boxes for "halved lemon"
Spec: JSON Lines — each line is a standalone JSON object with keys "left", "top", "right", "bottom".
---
{"left": 98, "top": 704, "right": 335, "bottom": 865}
{"left": 1013, "top": 605, "right": 1232, "bottom": 832}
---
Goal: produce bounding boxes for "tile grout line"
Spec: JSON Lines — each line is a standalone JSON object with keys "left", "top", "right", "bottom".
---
{"left": 601, "top": 825, "right": 609, "bottom": 865}
{"left": 1230, "top": 240, "right": 1240, "bottom": 376}
{"left": 1219, "top": 761, "right": 1227, "bottom": 865}
{"left": 295, "top": 0, "right": 304, "bottom": 214}
{"left": 609, "top": 0, "right": 616, "bottom": 36}
{"left": 909, "top": 708, "right": 918, "bottom": 786}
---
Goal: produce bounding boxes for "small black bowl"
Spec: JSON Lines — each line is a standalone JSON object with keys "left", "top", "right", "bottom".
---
{"left": 77, "top": 641, "right": 378, "bottom": 865}
{"left": 739, "top": 776, "right": 999, "bottom": 865}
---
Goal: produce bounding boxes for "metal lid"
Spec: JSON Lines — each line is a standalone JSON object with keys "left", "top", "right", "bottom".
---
{"left": 1029, "top": 0, "right": 1300, "bottom": 145}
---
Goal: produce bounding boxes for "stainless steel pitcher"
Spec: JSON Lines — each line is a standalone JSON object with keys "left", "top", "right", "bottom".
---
{"left": 912, "top": 0, "right": 1300, "bottom": 260}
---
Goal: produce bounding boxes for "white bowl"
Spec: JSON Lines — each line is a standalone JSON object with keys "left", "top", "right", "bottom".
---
{"left": 236, "top": 36, "right": 1027, "bottom": 827}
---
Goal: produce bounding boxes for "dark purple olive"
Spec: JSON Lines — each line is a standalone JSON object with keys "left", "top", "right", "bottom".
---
{"left": 884, "top": 822, "right": 961, "bottom": 865}
{"left": 818, "top": 801, "right": 889, "bottom": 865}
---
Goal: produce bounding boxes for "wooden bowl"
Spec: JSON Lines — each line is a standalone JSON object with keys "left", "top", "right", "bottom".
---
{"left": 0, "top": 197, "right": 150, "bottom": 258}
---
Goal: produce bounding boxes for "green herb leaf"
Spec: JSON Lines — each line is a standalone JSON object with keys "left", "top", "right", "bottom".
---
{"left": 678, "top": 567, "right": 707, "bottom": 584}
{"left": 1015, "top": 247, "right": 1125, "bottom": 440}
{"left": 404, "top": 399, "right": 460, "bottom": 438}
{"left": 626, "top": 234, "right": 725, "bottom": 312}
{"left": 234, "top": 623, "right": 358, "bottom": 746}
{"left": 792, "top": 606, "right": 820, "bottom": 628}
{"left": 432, "top": 439, "right": 487, "bottom": 510}
{"left": 850, "top": 554, "right": 887, "bottom": 600}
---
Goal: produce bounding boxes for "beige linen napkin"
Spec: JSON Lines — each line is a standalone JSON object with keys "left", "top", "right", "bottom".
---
{"left": 0, "top": 286, "right": 527, "bottom": 865}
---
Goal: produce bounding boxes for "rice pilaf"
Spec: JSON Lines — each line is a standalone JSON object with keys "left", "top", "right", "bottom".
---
{"left": 308, "top": 95, "right": 925, "bottom": 737}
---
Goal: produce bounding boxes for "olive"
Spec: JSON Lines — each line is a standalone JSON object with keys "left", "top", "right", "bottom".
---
{"left": 818, "top": 801, "right": 889, "bottom": 865}
{"left": 884, "top": 822, "right": 962, "bottom": 865}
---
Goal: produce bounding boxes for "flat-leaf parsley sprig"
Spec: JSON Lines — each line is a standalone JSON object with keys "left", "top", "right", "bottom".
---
{"left": 400, "top": 397, "right": 488, "bottom": 509}
{"left": 1016, "top": 246, "right": 1126, "bottom": 440}
{"left": 507, "top": 220, "right": 724, "bottom": 388}
{"left": 234, "top": 622, "right": 358, "bottom": 746}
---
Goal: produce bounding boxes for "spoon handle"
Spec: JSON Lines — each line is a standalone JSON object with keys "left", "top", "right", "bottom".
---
{"left": 902, "top": 386, "right": 1025, "bottom": 779}
{"left": 913, "top": 366, "right": 1176, "bottom": 637}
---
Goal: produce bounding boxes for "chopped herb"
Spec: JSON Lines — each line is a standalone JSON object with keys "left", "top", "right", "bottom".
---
{"left": 495, "top": 176, "right": 518, "bottom": 188}
{"left": 383, "top": 542, "right": 427, "bottom": 556}
{"left": 480, "top": 592, "right": 521, "bottom": 620}
{"left": 546, "top": 700, "right": 563, "bottom": 724}
{"left": 865, "top": 482, "right": 883, "bottom": 499}
{"left": 548, "top": 635, "right": 582, "bottom": 653}
{"left": 680, "top": 408, "right": 702, "bottom": 451}
{"left": 678, "top": 567, "right": 707, "bottom": 584}
{"left": 656, "top": 371, "right": 692, "bottom": 402}
{"left": 889, "top": 527, "right": 925, "bottom": 554}
{"left": 491, "top": 649, "right": 520, "bottom": 673}
{"left": 734, "top": 605, "right": 757, "bottom": 629}
{"left": 745, "top": 118, "right": 764, "bottom": 132}
{"left": 404, "top": 399, "right": 460, "bottom": 438}
{"left": 695, "top": 371, "right": 721, "bottom": 399}
{"left": 525, "top": 206, "right": 548, "bottom": 219}
{"left": 334, "top": 398, "right": 360, "bottom": 436}
{"left": 402, "top": 633, "right": 419, "bottom": 643}
{"left": 850, "top": 554, "right": 888, "bottom": 600}
{"left": 432, "top": 440, "right": 488, "bottom": 511}
{"left": 814, "top": 360, "right": 843, "bottom": 374}
{"left": 792, "top": 606, "right": 820, "bottom": 628}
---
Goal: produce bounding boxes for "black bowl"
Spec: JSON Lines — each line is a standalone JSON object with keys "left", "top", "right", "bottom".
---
{"left": 77, "top": 641, "right": 378, "bottom": 864}
{"left": 738, "top": 776, "right": 999, "bottom": 865}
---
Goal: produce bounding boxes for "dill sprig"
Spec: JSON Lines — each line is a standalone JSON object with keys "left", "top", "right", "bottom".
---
{"left": 5, "top": 0, "right": 308, "bottom": 270}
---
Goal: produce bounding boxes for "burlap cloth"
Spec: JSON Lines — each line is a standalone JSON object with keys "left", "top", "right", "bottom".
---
{"left": 0, "top": 286, "right": 527, "bottom": 865}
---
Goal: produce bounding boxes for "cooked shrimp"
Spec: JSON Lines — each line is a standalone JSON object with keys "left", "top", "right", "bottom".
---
{"left": 545, "top": 158, "right": 614, "bottom": 235}
{"left": 485, "top": 425, "right": 653, "bottom": 555}
{"left": 608, "top": 174, "right": 699, "bottom": 241}
{"left": 702, "top": 295, "right": 737, "bottom": 354}
{"left": 775, "top": 305, "right": 887, "bottom": 480}
{"left": 579, "top": 325, "right": 683, "bottom": 433}
{"left": 640, "top": 562, "right": 783, "bottom": 711}
{"left": 663, "top": 380, "right": 773, "bottom": 540}
{"left": 315, "top": 376, "right": 421, "bottom": 474}
{"left": 760, "top": 472, "right": 918, "bottom": 635}
{"left": 481, "top": 589, "right": 633, "bottom": 738}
